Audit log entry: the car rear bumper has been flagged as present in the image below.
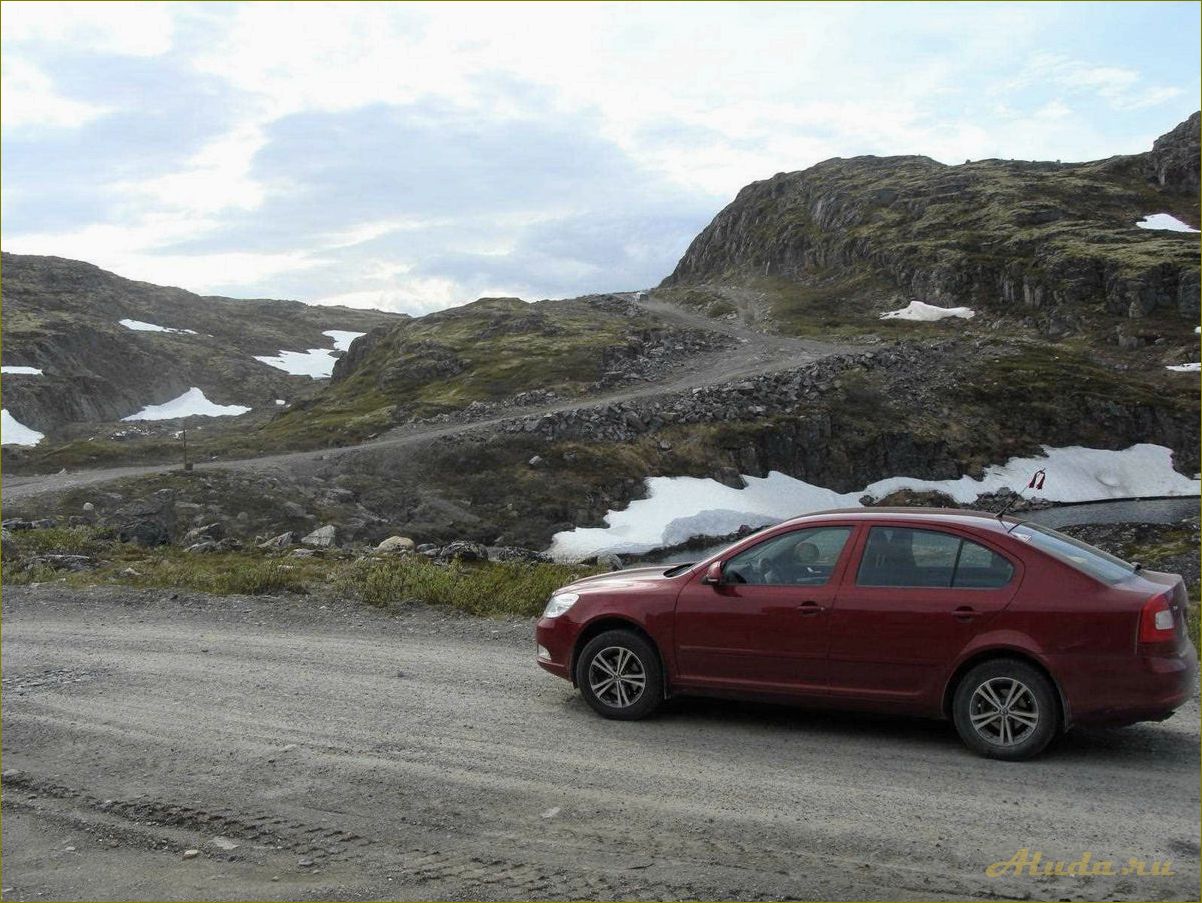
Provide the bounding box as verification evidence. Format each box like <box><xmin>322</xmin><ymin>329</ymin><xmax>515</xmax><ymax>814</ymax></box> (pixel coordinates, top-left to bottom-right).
<box><xmin>1057</xmin><ymin>644</ymin><xmax>1199</xmax><ymax>727</ymax></box>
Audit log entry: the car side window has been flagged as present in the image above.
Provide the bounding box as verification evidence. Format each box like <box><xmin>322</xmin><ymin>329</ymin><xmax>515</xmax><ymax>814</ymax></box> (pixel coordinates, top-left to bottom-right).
<box><xmin>952</xmin><ymin>539</ymin><xmax>1014</xmax><ymax>588</ymax></box>
<box><xmin>723</xmin><ymin>527</ymin><xmax>852</xmax><ymax>586</ymax></box>
<box><xmin>856</xmin><ymin>526</ymin><xmax>1013</xmax><ymax>589</ymax></box>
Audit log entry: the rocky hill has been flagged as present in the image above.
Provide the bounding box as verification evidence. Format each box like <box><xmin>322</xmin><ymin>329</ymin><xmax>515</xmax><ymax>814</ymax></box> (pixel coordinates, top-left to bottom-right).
<box><xmin>661</xmin><ymin>113</ymin><xmax>1200</xmax><ymax>341</ymax></box>
<box><xmin>1</xmin><ymin>253</ymin><xmax>404</xmax><ymax>438</ymax></box>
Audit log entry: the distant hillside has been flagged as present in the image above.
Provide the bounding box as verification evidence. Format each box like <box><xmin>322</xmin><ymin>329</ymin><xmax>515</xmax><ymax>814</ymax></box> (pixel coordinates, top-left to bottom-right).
<box><xmin>661</xmin><ymin>113</ymin><xmax>1200</xmax><ymax>340</ymax></box>
<box><xmin>1</xmin><ymin>253</ymin><xmax>405</xmax><ymax>435</ymax></box>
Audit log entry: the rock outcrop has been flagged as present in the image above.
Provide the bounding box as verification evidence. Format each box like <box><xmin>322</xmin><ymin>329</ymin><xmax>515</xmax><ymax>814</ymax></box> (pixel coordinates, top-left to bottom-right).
<box><xmin>663</xmin><ymin>115</ymin><xmax>1200</xmax><ymax>334</ymax></box>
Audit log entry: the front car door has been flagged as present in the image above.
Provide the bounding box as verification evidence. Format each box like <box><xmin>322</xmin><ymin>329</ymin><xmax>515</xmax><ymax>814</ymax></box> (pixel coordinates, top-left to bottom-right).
<box><xmin>672</xmin><ymin>524</ymin><xmax>858</xmax><ymax>696</ymax></box>
<box><xmin>826</xmin><ymin>524</ymin><xmax>1021</xmax><ymax>708</ymax></box>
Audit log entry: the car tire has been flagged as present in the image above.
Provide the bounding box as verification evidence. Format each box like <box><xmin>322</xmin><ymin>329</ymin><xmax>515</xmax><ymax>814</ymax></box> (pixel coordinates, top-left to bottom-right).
<box><xmin>952</xmin><ymin>658</ymin><xmax>1059</xmax><ymax>761</ymax></box>
<box><xmin>576</xmin><ymin>630</ymin><xmax>663</xmax><ymax>721</ymax></box>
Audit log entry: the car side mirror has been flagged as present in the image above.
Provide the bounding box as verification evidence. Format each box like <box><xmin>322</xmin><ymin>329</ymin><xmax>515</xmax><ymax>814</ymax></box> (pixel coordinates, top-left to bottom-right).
<box><xmin>701</xmin><ymin>561</ymin><xmax>725</xmax><ymax>586</ymax></box>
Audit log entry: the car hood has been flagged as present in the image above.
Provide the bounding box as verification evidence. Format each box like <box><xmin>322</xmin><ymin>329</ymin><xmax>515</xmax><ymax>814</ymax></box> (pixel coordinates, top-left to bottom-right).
<box><xmin>564</xmin><ymin>565</ymin><xmax>682</xmax><ymax>592</ymax></box>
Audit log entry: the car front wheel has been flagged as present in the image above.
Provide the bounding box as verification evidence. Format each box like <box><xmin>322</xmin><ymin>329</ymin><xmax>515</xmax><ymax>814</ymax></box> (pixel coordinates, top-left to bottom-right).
<box><xmin>575</xmin><ymin>630</ymin><xmax>663</xmax><ymax>721</ymax></box>
<box><xmin>952</xmin><ymin>659</ymin><xmax>1059</xmax><ymax>760</ymax></box>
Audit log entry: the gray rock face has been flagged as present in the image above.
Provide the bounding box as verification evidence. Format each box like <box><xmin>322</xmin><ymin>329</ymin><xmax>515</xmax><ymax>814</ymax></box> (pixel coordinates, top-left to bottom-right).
<box><xmin>488</xmin><ymin>546</ymin><xmax>553</xmax><ymax>564</ymax></box>
<box><xmin>662</xmin><ymin>116</ymin><xmax>1200</xmax><ymax>329</ymax></box>
<box><xmin>1148</xmin><ymin>111</ymin><xmax>1200</xmax><ymax>195</ymax></box>
<box><xmin>301</xmin><ymin>525</ymin><xmax>337</xmax><ymax>548</ymax></box>
<box><xmin>374</xmin><ymin>535</ymin><xmax>415</xmax><ymax>554</ymax></box>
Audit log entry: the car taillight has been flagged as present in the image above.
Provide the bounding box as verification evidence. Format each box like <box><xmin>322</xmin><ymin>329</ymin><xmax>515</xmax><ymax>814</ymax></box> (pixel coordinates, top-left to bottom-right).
<box><xmin>1138</xmin><ymin>592</ymin><xmax>1177</xmax><ymax>645</ymax></box>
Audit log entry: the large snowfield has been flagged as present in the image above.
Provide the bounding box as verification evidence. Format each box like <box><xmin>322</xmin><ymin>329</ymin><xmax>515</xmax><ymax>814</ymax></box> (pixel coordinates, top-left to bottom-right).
<box><xmin>880</xmin><ymin>301</ymin><xmax>975</xmax><ymax>321</ymax></box>
<box><xmin>1135</xmin><ymin>213</ymin><xmax>1200</xmax><ymax>233</ymax></box>
<box><xmin>254</xmin><ymin>330</ymin><xmax>365</xmax><ymax>378</ymax></box>
<box><xmin>122</xmin><ymin>388</ymin><xmax>251</xmax><ymax>421</ymax></box>
<box><xmin>549</xmin><ymin>444</ymin><xmax>1201</xmax><ymax>559</ymax></box>
<box><xmin>1</xmin><ymin>409</ymin><xmax>45</xmax><ymax>446</ymax></box>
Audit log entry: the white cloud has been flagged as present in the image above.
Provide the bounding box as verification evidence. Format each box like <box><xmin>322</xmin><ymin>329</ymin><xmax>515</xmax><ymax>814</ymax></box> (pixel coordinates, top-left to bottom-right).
<box><xmin>0</xmin><ymin>57</ymin><xmax>110</xmax><ymax>128</ymax></box>
<box><xmin>2</xmin><ymin>1</ymin><xmax>174</xmax><ymax>56</ymax></box>
<box><xmin>115</xmin><ymin>124</ymin><xmax>269</xmax><ymax>217</ymax></box>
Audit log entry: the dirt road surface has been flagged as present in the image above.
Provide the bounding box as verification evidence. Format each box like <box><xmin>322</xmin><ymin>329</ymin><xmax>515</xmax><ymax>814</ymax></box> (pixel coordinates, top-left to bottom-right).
<box><xmin>2</xmin><ymin>585</ymin><xmax>1198</xmax><ymax>901</ymax></box>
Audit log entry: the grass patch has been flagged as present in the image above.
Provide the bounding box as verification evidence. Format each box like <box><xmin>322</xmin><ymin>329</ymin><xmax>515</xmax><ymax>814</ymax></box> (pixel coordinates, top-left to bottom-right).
<box><xmin>336</xmin><ymin>556</ymin><xmax>601</xmax><ymax>616</ymax></box>
<box><xmin>1</xmin><ymin>526</ymin><xmax>599</xmax><ymax>615</ymax></box>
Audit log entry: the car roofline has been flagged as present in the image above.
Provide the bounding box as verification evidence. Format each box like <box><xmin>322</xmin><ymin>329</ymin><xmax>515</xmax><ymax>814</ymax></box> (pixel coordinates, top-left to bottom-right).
<box><xmin>778</xmin><ymin>507</ymin><xmax>1024</xmax><ymax>531</ymax></box>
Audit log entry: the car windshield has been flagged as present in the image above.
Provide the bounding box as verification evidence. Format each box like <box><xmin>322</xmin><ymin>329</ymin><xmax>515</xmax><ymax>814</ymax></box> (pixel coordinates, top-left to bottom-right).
<box><xmin>1010</xmin><ymin>522</ymin><xmax>1137</xmax><ymax>584</ymax></box>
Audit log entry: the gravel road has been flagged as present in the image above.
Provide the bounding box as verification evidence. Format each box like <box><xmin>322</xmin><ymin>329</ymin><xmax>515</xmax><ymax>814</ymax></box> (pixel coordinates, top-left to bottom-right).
<box><xmin>2</xmin><ymin>585</ymin><xmax>1198</xmax><ymax>901</ymax></box>
<box><xmin>1</xmin><ymin>298</ymin><xmax>850</xmax><ymax>505</ymax></box>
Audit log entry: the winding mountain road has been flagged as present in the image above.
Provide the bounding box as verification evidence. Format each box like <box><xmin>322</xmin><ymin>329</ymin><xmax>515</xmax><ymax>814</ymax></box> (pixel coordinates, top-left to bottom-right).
<box><xmin>1</xmin><ymin>298</ymin><xmax>851</xmax><ymax>505</ymax></box>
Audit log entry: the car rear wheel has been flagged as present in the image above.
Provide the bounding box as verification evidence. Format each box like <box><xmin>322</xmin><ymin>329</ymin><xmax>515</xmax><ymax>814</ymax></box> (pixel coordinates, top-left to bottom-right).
<box><xmin>952</xmin><ymin>659</ymin><xmax>1059</xmax><ymax>760</ymax></box>
<box><xmin>576</xmin><ymin>630</ymin><xmax>663</xmax><ymax>721</ymax></box>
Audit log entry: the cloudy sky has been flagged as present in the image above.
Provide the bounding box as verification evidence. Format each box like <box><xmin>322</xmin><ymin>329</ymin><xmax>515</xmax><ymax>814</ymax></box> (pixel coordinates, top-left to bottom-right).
<box><xmin>2</xmin><ymin>1</ymin><xmax>1198</xmax><ymax>314</ymax></box>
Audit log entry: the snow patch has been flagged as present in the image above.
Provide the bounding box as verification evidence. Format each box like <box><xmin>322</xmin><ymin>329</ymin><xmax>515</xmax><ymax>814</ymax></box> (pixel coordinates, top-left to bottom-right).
<box><xmin>120</xmin><ymin>318</ymin><xmax>198</xmax><ymax>334</ymax></box>
<box><xmin>549</xmin><ymin>444</ymin><xmax>1199</xmax><ymax>559</ymax></box>
<box><xmin>880</xmin><ymin>301</ymin><xmax>975</xmax><ymax>322</ymax></box>
<box><xmin>275</xmin><ymin>398</ymin><xmax>287</xmax><ymax>406</ymax></box>
<box><xmin>122</xmin><ymin>387</ymin><xmax>251</xmax><ymax>421</ymax></box>
<box><xmin>1166</xmin><ymin>362</ymin><xmax>1201</xmax><ymax>372</ymax></box>
<box><xmin>254</xmin><ymin>329</ymin><xmax>366</xmax><ymax>378</ymax></box>
<box><xmin>2</xmin><ymin>366</ymin><xmax>43</xmax><ymax>375</ymax></box>
<box><xmin>1135</xmin><ymin>213</ymin><xmax>1200</xmax><ymax>233</ymax></box>
<box><xmin>323</xmin><ymin>330</ymin><xmax>365</xmax><ymax>352</ymax></box>
<box><xmin>1</xmin><ymin>409</ymin><xmax>44</xmax><ymax>446</ymax></box>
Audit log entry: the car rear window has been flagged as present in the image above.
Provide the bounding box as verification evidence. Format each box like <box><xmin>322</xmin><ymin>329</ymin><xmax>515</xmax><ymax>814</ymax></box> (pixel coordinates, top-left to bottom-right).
<box><xmin>1010</xmin><ymin>523</ymin><xmax>1136</xmax><ymax>584</ymax></box>
<box><xmin>856</xmin><ymin>527</ymin><xmax>1014</xmax><ymax>589</ymax></box>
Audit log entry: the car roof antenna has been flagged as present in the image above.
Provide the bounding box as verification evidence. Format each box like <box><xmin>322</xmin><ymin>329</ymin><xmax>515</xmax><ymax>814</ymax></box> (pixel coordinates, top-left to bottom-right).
<box><xmin>996</xmin><ymin>468</ymin><xmax>1046</xmax><ymax>533</ymax></box>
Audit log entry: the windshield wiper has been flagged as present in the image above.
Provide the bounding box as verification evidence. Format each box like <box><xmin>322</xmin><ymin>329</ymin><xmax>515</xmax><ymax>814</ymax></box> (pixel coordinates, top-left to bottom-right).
<box><xmin>663</xmin><ymin>562</ymin><xmax>695</xmax><ymax>577</ymax></box>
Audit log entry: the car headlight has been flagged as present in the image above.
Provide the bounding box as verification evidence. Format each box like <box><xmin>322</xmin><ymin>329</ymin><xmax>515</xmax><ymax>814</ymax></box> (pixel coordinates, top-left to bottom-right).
<box><xmin>542</xmin><ymin>592</ymin><xmax>580</xmax><ymax>619</ymax></box>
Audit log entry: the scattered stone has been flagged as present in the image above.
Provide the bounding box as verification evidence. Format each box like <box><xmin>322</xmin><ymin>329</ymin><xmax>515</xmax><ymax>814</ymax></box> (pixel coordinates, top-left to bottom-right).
<box><xmin>374</xmin><ymin>535</ymin><xmax>416</xmax><ymax>554</ymax></box>
<box><xmin>182</xmin><ymin>522</ymin><xmax>225</xmax><ymax>545</ymax></box>
<box><xmin>528</xmin><ymin>455</ymin><xmax>545</xmax><ymax>467</ymax></box>
<box><xmin>258</xmin><ymin>531</ymin><xmax>295</xmax><ymax>550</ymax></box>
<box><xmin>438</xmin><ymin>540</ymin><xmax>488</xmax><ymax>562</ymax></box>
<box><xmin>598</xmin><ymin>553</ymin><xmax>623</xmax><ymax>572</ymax></box>
<box><xmin>489</xmin><ymin>546</ymin><xmax>553</xmax><ymax>563</ymax></box>
<box><xmin>209</xmin><ymin>837</ymin><xmax>239</xmax><ymax>852</ymax></box>
<box><xmin>416</xmin><ymin>543</ymin><xmax>438</xmax><ymax>554</ymax></box>
<box><xmin>297</xmin><ymin>857</ymin><xmax>316</xmax><ymax>868</ymax></box>
<box><xmin>540</xmin><ymin>806</ymin><xmax>561</xmax><ymax>819</ymax></box>
<box><xmin>118</xmin><ymin>567</ymin><xmax>142</xmax><ymax>579</ymax></box>
<box><xmin>301</xmin><ymin>525</ymin><xmax>337</xmax><ymax>548</ymax></box>
<box><xmin>182</xmin><ymin>849</ymin><xmax>200</xmax><ymax>860</ymax></box>
<box><xmin>282</xmin><ymin>501</ymin><xmax>308</xmax><ymax>519</ymax></box>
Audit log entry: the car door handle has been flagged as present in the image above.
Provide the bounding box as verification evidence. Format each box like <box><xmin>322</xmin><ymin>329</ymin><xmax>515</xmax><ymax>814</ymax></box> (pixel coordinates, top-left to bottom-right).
<box><xmin>797</xmin><ymin>600</ymin><xmax>824</xmax><ymax>616</ymax></box>
<box><xmin>953</xmin><ymin>605</ymin><xmax>977</xmax><ymax>622</ymax></box>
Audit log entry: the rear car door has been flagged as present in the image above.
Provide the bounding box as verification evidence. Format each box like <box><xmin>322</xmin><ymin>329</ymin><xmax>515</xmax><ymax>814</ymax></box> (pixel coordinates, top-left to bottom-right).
<box><xmin>826</xmin><ymin>524</ymin><xmax>1021</xmax><ymax>705</ymax></box>
<box><xmin>672</xmin><ymin>524</ymin><xmax>858</xmax><ymax>695</ymax></box>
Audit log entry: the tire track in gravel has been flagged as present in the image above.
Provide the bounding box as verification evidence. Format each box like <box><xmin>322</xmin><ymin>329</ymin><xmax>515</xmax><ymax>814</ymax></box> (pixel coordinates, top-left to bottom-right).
<box><xmin>2</xmin><ymin>585</ymin><xmax>1198</xmax><ymax>901</ymax></box>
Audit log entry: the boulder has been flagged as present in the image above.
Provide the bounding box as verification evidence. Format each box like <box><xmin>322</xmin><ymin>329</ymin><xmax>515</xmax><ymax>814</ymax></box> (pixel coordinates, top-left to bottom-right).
<box><xmin>181</xmin><ymin>522</ymin><xmax>225</xmax><ymax>545</ymax></box>
<box><xmin>282</xmin><ymin>501</ymin><xmax>308</xmax><ymax>519</ymax></box>
<box><xmin>489</xmin><ymin>546</ymin><xmax>553</xmax><ymax>564</ymax></box>
<box><xmin>598</xmin><ymin>553</ymin><xmax>624</xmax><ymax>572</ymax></box>
<box><xmin>258</xmin><ymin>531</ymin><xmax>295</xmax><ymax>550</ymax></box>
<box><xmin>111</xmin><ymin>496</ymin><xmax>176</xmax><ymax>547</ymax></box>
<box><xmin>438</xmin><ymin>540</ymin><xmax>488</xmax><ymax>562</ymax></box>
<box><xmin>374</xmin><ymin>536</ymin><xmax>416</xmax><ymax>554</ymax></box>
<box><xmin>301</xmin><ymin>525</ymin><xmax>337</xmax><ymax>548</ymax></box>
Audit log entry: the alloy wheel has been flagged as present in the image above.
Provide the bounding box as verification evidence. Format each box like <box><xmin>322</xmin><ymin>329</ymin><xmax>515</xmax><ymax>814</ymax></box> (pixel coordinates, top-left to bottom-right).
<box><xmin>588</xmin><ymin>646</ymin><xmax>647</xmax><ymax>709</ymax></box>
<box><xmin>969</xmin><ymin>676</ymin><xmax>1040</xmax><ymax>747</ymax></box>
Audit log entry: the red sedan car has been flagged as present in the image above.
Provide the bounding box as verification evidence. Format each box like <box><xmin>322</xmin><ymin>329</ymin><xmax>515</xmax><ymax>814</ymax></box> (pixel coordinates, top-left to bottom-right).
<box><xmin>536</xmin><ymin>509</ymin><xmax>1198</xmax><ymax>759</ymax></box>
